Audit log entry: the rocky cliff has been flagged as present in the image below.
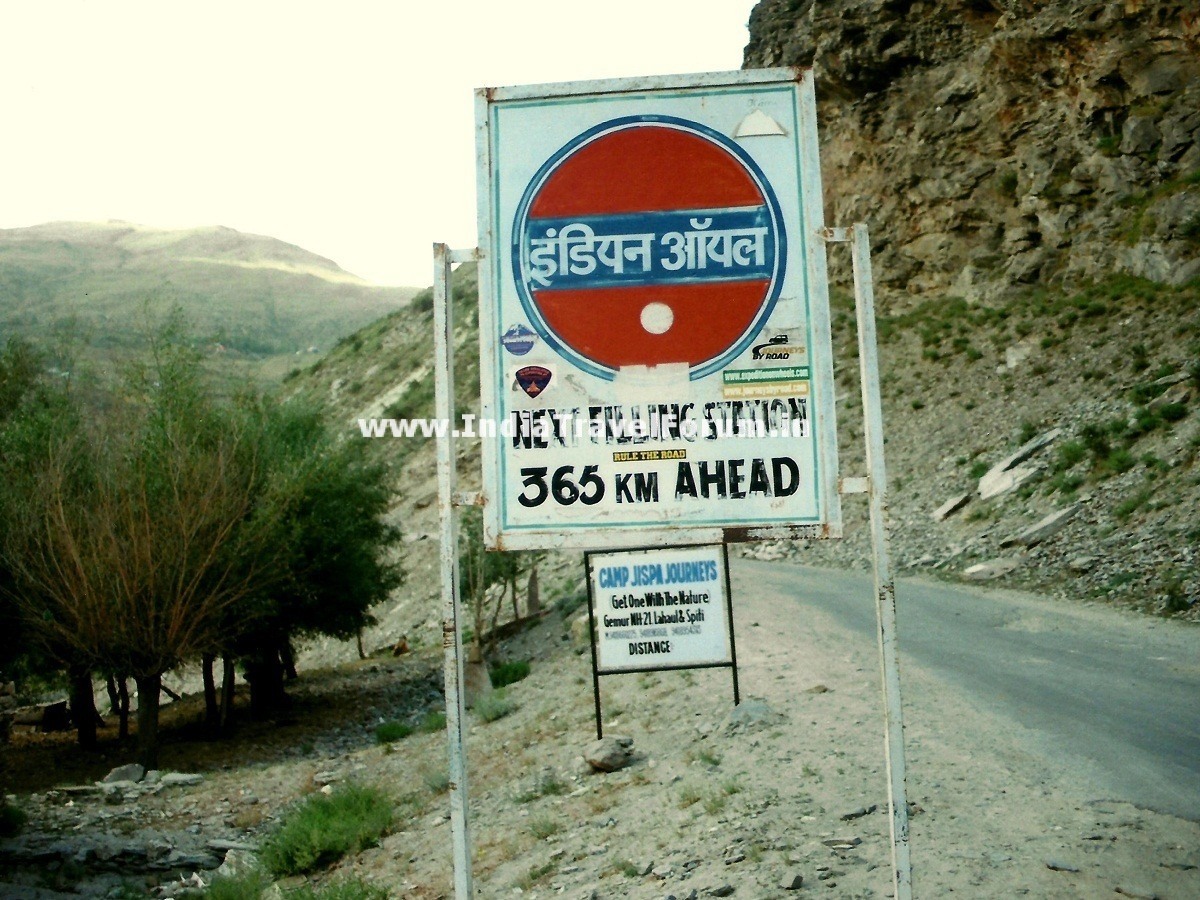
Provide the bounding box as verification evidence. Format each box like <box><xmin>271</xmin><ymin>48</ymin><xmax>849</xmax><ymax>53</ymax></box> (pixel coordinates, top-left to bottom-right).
<box><xmin>744</xmin><ymin>0</ymin><xmax>1200</xmax><ymax>301</ymax></box>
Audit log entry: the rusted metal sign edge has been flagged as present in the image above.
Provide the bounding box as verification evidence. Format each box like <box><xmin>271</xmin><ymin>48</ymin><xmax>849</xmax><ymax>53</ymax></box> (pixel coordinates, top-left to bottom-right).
<box><xmin>478</xmin><ymin>66</ymin><xmax>811</xmax><ymax>104</ymax></box>
<box><xmin>487</xmin><ymin>522</ymin><xmax>841</xmax><ymax>552</ymax></box>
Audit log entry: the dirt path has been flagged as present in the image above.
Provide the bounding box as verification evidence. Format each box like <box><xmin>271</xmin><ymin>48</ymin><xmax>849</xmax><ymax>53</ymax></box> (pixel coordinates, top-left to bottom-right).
<box><xmin>738</xmin><ymin>557</ymin><xmax>1200</xmax><ymax>822</ymax></box>
<box><xmin>381</xmin><ymin>559</ymin><xmax>1200</xmax><ymax>898</ymax></box>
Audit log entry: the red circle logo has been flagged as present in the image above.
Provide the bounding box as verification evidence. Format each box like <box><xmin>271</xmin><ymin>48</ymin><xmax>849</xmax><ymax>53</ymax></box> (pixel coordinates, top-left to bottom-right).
<box><xmin>513</xmin><ymin>116</ymin><xmax>786</xmax><ymax>381</ymax></box>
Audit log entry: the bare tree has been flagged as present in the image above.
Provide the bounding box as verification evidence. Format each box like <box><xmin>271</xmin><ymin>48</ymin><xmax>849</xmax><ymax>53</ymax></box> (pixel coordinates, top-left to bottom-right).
<box><xmin>2</xmin><ymin>377</ymin><xmax>274</xmax><ymax>768</ymax></box>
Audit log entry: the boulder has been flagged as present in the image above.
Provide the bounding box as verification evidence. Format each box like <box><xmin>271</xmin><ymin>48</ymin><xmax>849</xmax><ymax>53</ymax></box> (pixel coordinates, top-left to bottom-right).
<box><xmin>584</xmin><ymin>735</ymin><xmax>634</xmax><ymax>772</ymax></box>
<box><xmin>932</xmin><ymin>494</ymin><xmax>970</xmax><ymax>522</ymax></box>
<box><xmin>1120</xmin><ymin>115</ymin><xmax>1160</xmax><ymax>156</ymax></box>
<box><xmin>978</xmin><ymin>463</ymin><xmax>1042</xmax><ymax>501</ymax></box>
<box><xmin>102</xmin><ymin>763</ymin><xmax>145</xmax><ymax>785</ymax></box>
<box><xmin>977</xmin><ymin>429</ymin><xmax>1060</xmax><ymax>499</ymax></box>
<box><xmin>726</xmin><ymin>698</ymin><xmax>780</xmax><ymax>734</ymax></box>
<box><xmin>1006</xmin><ymin>504</ymin><xmax>1081</xmax><ymax>547</ymax></box>
<box><xmin>964</xmin><ymin>558</ymin><xmax>1022</xmax><ymax>580</ymax></box>
<box><xmin>994</xmin><ymin>429</ymin><xmax>1061</xmax><ymax>474</ymax></box>
<box><xmin>159</xmin><ymin>773</ymin><xmax>204</xmax><ymax>788</ymax></box>
<box><xmin>216</xmin><ymin>848</ymin><xmax>263</xmax><ymax>880</ymax></box>
<box><xmin>1149</xmin><ymin>381</ymin><xmax>1192</xmax><ymax>411</ymax></box>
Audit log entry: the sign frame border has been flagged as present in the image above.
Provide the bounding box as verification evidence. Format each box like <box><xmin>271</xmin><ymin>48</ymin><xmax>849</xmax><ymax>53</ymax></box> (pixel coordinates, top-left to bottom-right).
<box><xmin>475</xmin><ymin>67</ymin><xmax>842</xmax><ymax>552</ymax></box>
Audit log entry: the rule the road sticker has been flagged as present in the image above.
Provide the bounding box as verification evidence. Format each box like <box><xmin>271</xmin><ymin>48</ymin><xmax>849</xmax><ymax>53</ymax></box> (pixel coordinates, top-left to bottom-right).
<box><xmin>477</xmin><ymin>70</ymin><xmax>842</xmax><ymax>550</ymax></box>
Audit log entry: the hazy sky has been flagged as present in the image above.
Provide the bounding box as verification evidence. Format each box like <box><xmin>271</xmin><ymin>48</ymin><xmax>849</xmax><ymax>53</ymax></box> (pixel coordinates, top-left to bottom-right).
<box><xmin>1</xmin><ymin>1</ymin><xmax>760</xmax><ymax>287</ymax></box>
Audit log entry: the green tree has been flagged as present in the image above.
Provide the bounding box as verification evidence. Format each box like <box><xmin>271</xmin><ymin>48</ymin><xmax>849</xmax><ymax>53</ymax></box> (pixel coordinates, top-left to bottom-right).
<box><xmin>223</xmin><ymin>398</ymin><xmax>403</xmax><ymax>717</ymax></box>
<box><xmin>0</xmin><ymin>340</ymin><xmax>59</xmax><ymax>696</ymax></box>
<box><xmin>458</xmin><ymin>506</ymin><xmax>523</xmax><ymax>649</ymax></box>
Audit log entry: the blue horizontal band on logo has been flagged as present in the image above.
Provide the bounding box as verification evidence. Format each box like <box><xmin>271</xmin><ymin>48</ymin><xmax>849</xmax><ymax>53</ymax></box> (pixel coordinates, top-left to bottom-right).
<box><xmin>522</xmin><ymin>207</ymin><xmax>774</xmax><ymax>291</ymax></box>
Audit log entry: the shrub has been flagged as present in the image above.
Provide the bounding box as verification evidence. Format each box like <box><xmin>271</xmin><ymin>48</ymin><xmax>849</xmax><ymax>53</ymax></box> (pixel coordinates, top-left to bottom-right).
<box><xmin>697</xmin><ymin>749</ymin><xmax>722</xmax><ymax>767</ymax></box>
<box><xmin>1115</xmin><ymin>489</ymin><xmax>1152</xmax><ymax>520</ymax></box>
<box><xmin>1049</xmin><ymin>472</ymin><xmax>1086</xmax><ymax>496</ymax></box>
<box><xmin>375</xmin><ymin>720</ymin><xmax>413</xmax><ymax>744</ymax></box>
<box><xmin>703</xmin><ymin>793</ymin><xmax>728</xmax><ymax>815</ymax></box>
<box><xmin>203</xmin><ymin>870</ymin><xmax>272</xmax><ymax>900</ymax></box>
<box><xmin>518</xmin><ymin>861</ymin><xmax>558</xmax><ymax>890</ymax></box>
<box><xmin>529</xmin><ymin>816</ymin><xmax>559</xmax><ymax>839</ymax></box>
<box><xmin>1102</xmin><ymin>448</ymin><xmax>1136</xmax><ymax>476</ymax></box>
<box><xmin>555</xmin><ymin>590</ymin><xmax>587</xmax><ymax>618</ymax></box>
<box><xmin>1159</xmin><ymin>402</ymin><xmax>1188</xmax><ymax>422</ymax></box>
<box><xmin>678</xmin><ymin>784</ymin><xmax>703</xmax><ymax>808</ymax></box>
<box><xmin>260</xmin><ymin>783</ymin><xmax>394</xmax><ymax>876</ymax></box>
<box><xmin>1056</xmin><ymin>440</ymin><xmax>1087</xmax><ymax>470</ymax></box>
<box><xmin>1080</xmin><ymin>423</ymin><xmax>1111</xmax><ymax>461</ymax></box>
<box><xmin>422</xmin><ymin>768</ymin><xmax>450</xmax><ymax>794</ymax></box>
<box><xmin>410</xmin><ymin>289</ymin><xmax>434</xmax><ymax>313</ymax></box>
<box><xmin>474</xmin><ymin>688</ymin><xmax>515</xmax><ymax>723</ymax></box>
<box><xmin>287</xmin><ymin>879</ymin><xmax>390</xmax><ymax>900</ymax></box>
<box><xmin>419</xmin><ymin>710</ymin><xmax>446</xmax><ymax>733</ymax></box>
<box><xmin>489</xmin><ymin>659</ymin><xmax>531</xmax><ymax>688</ymax></box>
<box><xmin>0</xmin><ymin>801</ymin><xmax>27</xmax><ymax>838</ymax></box>
<box><xmin>516</xmin><ymin>771</ymin><xmax>568</xmax><ymax>803</ymax></box>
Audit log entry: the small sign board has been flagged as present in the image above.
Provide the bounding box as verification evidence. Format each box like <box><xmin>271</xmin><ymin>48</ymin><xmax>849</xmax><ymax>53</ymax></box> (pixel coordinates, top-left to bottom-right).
<box><xmin>476</xmin><ymin>70</ymin><xmax>842</xmax><ymax>551</ymax></box>
<box><xmin>585</xmin><ymin>544</ymin><xmax>733</xmax><ymax>674</ymax></box>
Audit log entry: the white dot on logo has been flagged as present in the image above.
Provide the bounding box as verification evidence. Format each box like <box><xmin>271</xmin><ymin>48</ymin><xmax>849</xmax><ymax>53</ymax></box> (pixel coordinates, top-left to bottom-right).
<box><xmin>640</xmin><ymin>302</ymin><xmax>674</xmax><ymax>335</ymax></box>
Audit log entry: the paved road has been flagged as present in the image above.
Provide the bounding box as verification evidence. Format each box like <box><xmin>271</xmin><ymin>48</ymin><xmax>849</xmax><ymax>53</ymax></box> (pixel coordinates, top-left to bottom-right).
<box><xmin>735</xmin><ymin>558</ymin><xmax>1200</xmax><ymax>822</ymax></box>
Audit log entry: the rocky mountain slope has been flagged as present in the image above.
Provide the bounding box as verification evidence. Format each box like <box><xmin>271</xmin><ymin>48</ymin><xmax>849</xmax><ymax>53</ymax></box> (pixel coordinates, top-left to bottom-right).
<box><xmin>744</xmin><ymin>0</ymin><xmax>1200</xmax><ymax>299</ymax></box>
<box><xmin>0</xmin><ymin>221</ymin><xmax>415</xmax><ymax>375</ymax></box>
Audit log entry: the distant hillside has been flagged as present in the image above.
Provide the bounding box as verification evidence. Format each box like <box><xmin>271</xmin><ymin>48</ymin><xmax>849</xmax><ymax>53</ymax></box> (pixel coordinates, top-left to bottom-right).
<box><xmin>0</xmin><ymin>221</ymin><xmax>416</xmax><ymax>363</ymax></box>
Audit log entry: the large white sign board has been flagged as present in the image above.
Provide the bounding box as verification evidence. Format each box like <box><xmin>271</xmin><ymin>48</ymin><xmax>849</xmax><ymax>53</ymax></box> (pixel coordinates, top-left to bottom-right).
<box><xmin>587</xmin><ymin>544</ymin><xmax>732</xmax><ymax>673</ymax></box>
<box><xmin>476</xmin><ymin>70</ymin><xmax>841</xmax><ymax>551</ymax></box>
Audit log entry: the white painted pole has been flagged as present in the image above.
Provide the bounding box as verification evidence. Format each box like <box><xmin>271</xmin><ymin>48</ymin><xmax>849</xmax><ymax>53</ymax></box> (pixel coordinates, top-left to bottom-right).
<box><xmin>433</xmin><ymin>242</ymin><xmax>473</xmax><ymax>900</ymax></box>
<box><xmin>849</xmin><ymin>223</ymin><xmax>914</xmax><ymax>899</ymax></box>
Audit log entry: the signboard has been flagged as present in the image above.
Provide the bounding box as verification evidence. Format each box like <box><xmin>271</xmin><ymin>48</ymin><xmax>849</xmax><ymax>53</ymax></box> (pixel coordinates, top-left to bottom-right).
<box><xmin>585</xmin><ymin>544</ymin><xmax>733</xmax><ymax>674</ymax></box>
<box><xmin>477</xmin><ymin>69</ymin><xmax>841</xmax><ymax>550</ymax></box>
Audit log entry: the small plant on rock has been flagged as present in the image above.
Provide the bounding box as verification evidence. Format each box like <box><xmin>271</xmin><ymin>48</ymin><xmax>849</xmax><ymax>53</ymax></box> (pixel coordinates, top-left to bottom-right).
<box><xmin>489</xmin><ymin>659</ymin><xmax>531</xmax><ymax>687</ymax></box>
<box><xmin>374</xmin><ymin>720</ymin><xmax>413</xmax><ymax>744</ymax></box>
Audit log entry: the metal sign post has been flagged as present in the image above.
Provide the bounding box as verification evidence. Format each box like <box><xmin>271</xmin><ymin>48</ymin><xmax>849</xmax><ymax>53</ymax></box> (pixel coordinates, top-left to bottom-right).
<box><xmin>433</xmin><ymin>242</ymin><xmax>473</xmax><ymax>900</ymax></box>
<box><xmin>825</xmin><ymin>224</ymin><xmax>913</xmax><ymax>899</ymax></box>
